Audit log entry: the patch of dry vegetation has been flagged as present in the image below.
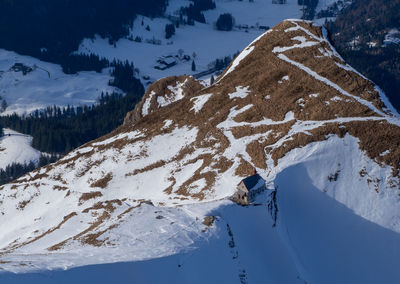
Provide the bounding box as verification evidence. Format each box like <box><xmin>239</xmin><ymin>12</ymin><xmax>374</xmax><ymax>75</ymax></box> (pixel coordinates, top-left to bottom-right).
<box><xmin>235</xmin><ymin>158</ymin><xmax>255</xmax><ymax>177</ymax></box>
<box><xmin>202</xmin><ymin>216</ymin><xmax>215</xmax><ymax>226</ymax></box>
<box><xmin>90</xmin><ymin>172</ymin><xmax>113</xmax><ymax>189</ymax></box>
<box><xmin>123</xmin><ymin>75</ymin><xmax>204</xmax><ymax>126</ymax></box>
<box><xmin>17</xmin><ymin>199</ymin><xmax>31</xmax><ymax>210</ymax></box>
<box><xmin>53</xmin><ymin>185</ymin><xmax>68</xmax><ymax>191</ymax></box>
<box><xmin>79</xmin><ymin>191</ymin><xmax>103</xmax><ymax>205</ymax></box>
<box><xmin>82</xmin><ymin>199</ymin><xmax>122</xmax><ymax>213</ymax></box>
<box><xmin>126</xmin><ymin>160</ymin><xmax>166</xmax><ymax>177</ymax></box>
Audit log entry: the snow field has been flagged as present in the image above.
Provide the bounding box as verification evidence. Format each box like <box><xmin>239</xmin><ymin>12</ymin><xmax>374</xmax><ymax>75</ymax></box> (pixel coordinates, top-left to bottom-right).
<box><xmin>78</xmin><ymin>0</ymin><xmax>303</xmax><ymax>83</ymax></box>
<box><xmin>0</xmin><ymin>49</ymin><xmax>118</xmax><ymax>116</ymax></box>
<box><xmin>0</xmin><ymin>129</ymin><xmax>41</xmax><ymax>170</ymax></box>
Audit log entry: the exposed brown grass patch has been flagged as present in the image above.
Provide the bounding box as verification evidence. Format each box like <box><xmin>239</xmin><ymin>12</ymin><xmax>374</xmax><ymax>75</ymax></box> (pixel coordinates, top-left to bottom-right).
<box><xmin>202</xmin><ymin>216</ymin><xmax>215</xmax><ymax>227</ymax></box>
<box><xmin>52</xmin><ymin>173</ymin><xmax>67</xmax><ymax>185</ymax></box>
<box><xmin>246</xmin><ymin>141</ymin><xmax>267</xmax><ymax>169</ymax></box>
<box><xmin>81</xmin><ymin>224</ymin><xmax>118</xmax><ymax>247</ymax></box>
<box><xmin>90</xmin><ymin>172</ymin><xmax>113</xmax><ymax>189</ymax></box>
<box><xmin>53</xmin><ymin>185</ymin><xmax>68</xmax><ymax>191</ymax></box>
<box><xmin>79</xmin><ymin>191</ymin><xmax>103</xmax><ymax>205</ymax></box>
<box><xmin>235</xmin><ymin>158</ymin><xmax>254</xmax><ymax>177</ymax></box>
<box><xmin>17</xmin><ymin>199</ymin><xmax>31</xmax><ymax>210</ymax></box>
<box><xmin>0</xmin><ymin>260</ymin><xmax>10</xmax><ymax>264</ymax></box>
<box><xmin>212</xmin><ymin>156</ymin><xmax>234</xmax><ymax>173</ymax></box>
<box><xmin>124</xmin><ymin>75</ymin><xmax>203</xmax><ymax>126</ymax></box>
<box><xmin>82</xmin><ymin>199</ymin><xmax>122</xmax><ymax>213</ymax></box>
<box><xmin>126</xmin><ymin>160</ymin><xmax>166</xmax><ymax>177</ymax></box>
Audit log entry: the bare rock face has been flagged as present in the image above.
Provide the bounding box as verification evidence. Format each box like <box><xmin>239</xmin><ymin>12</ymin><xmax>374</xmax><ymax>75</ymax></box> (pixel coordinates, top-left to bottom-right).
<box><xmin>1</xmin><ymin>20</ymin><xmax>400</xmax><ymax>271</ymax></box>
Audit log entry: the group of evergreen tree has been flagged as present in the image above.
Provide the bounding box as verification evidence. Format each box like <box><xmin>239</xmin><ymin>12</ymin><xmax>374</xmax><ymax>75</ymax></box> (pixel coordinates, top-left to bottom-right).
<box><xmin>180</xmin><ymin>0</ymin><xmax>216</xmax><ymax>25</ymax></box>
<box><xmin>0</xmin><ymin>0</ymin><xmax>168</xmax><ymax>71</ymax></box>
<box><xmin>0</xmin><ymin>43</ymin><xmax>144</xmax><ymax>182</ymax></box>
<box><xmin>60</xmin><ymin>53</ymin><xmax>110</xmax><ymax>74</ymax></box>
<box><xmin>0</xmin><ymin>90</ymin><xmax>143</xmax><ymax>155</ymax></box>
<box><xmin>326</xmin><ymin>0</ymin><xmax>400</xmax><ymax>111</ymax></box>
<box><xmin>0</xmin><ymin>58</ymin><xmax>144</xmax><ymax>182</ymax></box>
<box><xmin>0</xmin><ymin>96</ymin><xmax>8</xmax><ymax>113</ymax></box>
<box><xmin>298</xmin><ymin>0</ymin><xmax>319</xmax><ymax>20</ymax></box>
<box><xmin>109</xmin><ymin>60</ymin><xmax>142</xmax><ymax>93</ymax></box>
<box><xmin>0</xmin><ymin>154</ymin><xmax>58</xmax><ymax>186</ymax></box>
<box><xmin>0</xmin><ymin>162</ymin><xmax>36</xmax><ymax>186</ymax></box>
<box><xmin>316</xmin><ymin>1</ymin><xmax>343</xmax><ymax>18</ymax></box>
<box><xmin>165</xmin><ymin>24</ymin><xmax>176</xmax><ymax>39</ymax></box>
<box><xmin>216</xmin><ymin>13</ymin><xmax>235</xmax><ymax>31</ymax></box>
<box><xmin>214</xmin><ymin>53</ymin><xmax>239</xmax><ymax>70</ymax></box>
<box><xmin>0</xmin><ymin>0</ymin><xmax>173</xmax><ymax>184</ymax></box>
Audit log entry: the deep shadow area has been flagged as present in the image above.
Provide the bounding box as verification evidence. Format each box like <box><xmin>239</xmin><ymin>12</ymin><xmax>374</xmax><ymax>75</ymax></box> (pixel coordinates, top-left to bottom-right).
<box><xmin>276</xmin><ymin>163</ymin><xmax>400</xmax><ymax>284</ymax></box>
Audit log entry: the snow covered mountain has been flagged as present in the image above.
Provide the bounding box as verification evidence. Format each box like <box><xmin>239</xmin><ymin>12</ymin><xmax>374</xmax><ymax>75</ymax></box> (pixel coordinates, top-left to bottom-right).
<box><xmin>1</xmin><ymin>20</ymin><xmax>400</xmax><ymax>283</ymax></box>
<box><xmin>0</xmin><ymin>0</ymin><xmax>303</xmax><ymax>172</ymax></box>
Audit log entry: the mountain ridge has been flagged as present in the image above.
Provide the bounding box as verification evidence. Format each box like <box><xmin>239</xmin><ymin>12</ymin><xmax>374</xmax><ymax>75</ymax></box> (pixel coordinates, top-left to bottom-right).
<box><xmin>0</xmin><ymin>19</ymin><xmax>400</xmax><ymax>276</ymax></box>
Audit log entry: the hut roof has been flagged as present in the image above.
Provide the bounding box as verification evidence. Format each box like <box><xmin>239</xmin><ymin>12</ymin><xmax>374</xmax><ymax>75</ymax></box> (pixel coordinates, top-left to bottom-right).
<box><xmin>240</xmin><ymin>174</ymin><xmax>264</xmax><ymax>190</ymax></box>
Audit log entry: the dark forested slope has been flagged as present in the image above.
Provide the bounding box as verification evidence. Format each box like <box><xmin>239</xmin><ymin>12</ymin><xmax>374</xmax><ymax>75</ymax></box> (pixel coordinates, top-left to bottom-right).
<box><xmin>0</xmin><ymin>0</ymin><xmax>168</xmax><ymax>67</ymax></box>
<box><xmin>327</xmin><ymin>0</ymin><xmax>400</xmax><ymax>110</ymax></box>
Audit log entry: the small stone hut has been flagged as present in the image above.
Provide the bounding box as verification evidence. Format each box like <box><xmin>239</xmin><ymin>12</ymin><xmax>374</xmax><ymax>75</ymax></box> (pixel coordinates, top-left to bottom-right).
<box><xmin>233</xmin><ymin>172</ymin><xmax>266</xmax><ymax>205</ymax></box>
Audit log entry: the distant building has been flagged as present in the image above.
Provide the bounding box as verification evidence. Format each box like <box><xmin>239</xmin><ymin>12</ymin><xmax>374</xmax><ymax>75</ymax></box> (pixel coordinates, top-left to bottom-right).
<box><xmin>272</xmin><ymin>0</ymin><xmax>287</xmax><ymax>4</ymax></box>
<box><xmin>9</xmin><ymin>63</ymin><xmax>33</xmax><ymax>75</ymax></box>
<box><xmin>154</xmin><ymin>56</ymin><xmax>177</xmax><ymax>70</ymax></box>
<box><xmin>383</xmin><ymin>29</ymin><xmax>400</xmax><ymax>47</ymax></box>
<box><xmin>232</xmin><ymin>171</ymin><xmax>266</xmax><ymax>205</ymax></box>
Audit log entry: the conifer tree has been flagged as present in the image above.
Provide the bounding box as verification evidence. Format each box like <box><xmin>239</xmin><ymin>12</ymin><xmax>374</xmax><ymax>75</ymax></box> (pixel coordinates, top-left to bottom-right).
<box><xmin>165</xmin><ymin>23</ymin><xmax>175</xmax><ymax>39</ymax></box>
<box><xmin>192</xmin><ymin>60</ymin><xmax>196</xmax><ymax>71</ymax></box>
<box><xmin>1</xmin><ymin>100</ymin><xmax>7</xmax><ymax>112</ymax></box>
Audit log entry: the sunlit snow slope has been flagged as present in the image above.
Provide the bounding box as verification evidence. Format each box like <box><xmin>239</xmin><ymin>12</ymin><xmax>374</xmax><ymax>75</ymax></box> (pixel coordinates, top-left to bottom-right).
<box><xmin>0</xmin><ymin>129</ymin><xmax>41</xmax><ymax>170</ymax></box>
<box><xmin>1</xmin><ymin>20</ymin><xmax>400</xmax><ymax>283</ymax></box>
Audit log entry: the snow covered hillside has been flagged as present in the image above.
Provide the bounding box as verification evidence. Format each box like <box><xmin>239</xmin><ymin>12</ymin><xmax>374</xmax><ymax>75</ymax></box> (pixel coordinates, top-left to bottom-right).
<box><xmin>78</xmin><ymin>0</ymin><xmax>303</xmax><ymax>84</ymax></box>
<box><xmin>1</xmin><ymin>20</ymin><xmax>400</xmax><ymax>283</ymax></box>
<box><xmin>0</xmin><ymin>0</ymin><xmax>302</xmax><ymax>171</ymax></box>
<box><xmin>0</xmin><ymin>129</ymin><xmax>41</xmax><ymax>170</ymax></box>
<box><xmin>3</xmin><ymin>166</ymin><xmax>399</xmax><ymax>283</ymax></box>
<box><xmin>0</xmin><ymin>49</ymin><xmax>118</xmax><ymax>116</ymax></box>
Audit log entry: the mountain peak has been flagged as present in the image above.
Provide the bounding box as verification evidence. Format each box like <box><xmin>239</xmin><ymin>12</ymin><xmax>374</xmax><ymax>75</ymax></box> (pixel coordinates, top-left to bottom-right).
<box><xmin>1</xmin><ymin>20</ymin><xmax>400</xmax><ymax>272</ymax></box>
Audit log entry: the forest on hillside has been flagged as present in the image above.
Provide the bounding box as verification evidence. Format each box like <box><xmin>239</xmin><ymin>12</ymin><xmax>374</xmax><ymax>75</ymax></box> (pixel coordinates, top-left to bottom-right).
<box><xmin>326</xmin><ymin>0</ymin><xmax>400</xmax><ymax>110</ymax></box>
<box><xmin>0</xmin><ymin>0</ymin><xmax>168</xmax><ymax>67</ymax></box>
<box><xmin>0</xmin><ymin>89</ymin><xmax>143</xmax><ymax>155</ymax></box>
<box><xmin>0</xmin><ymin>58</ymin><xmax>144</xmax><ymax>184</ymax></box>
<box><xmin>0</xmin><ymin>89</ymin><xmax>143</xmax><ymax>185</ymax></box>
